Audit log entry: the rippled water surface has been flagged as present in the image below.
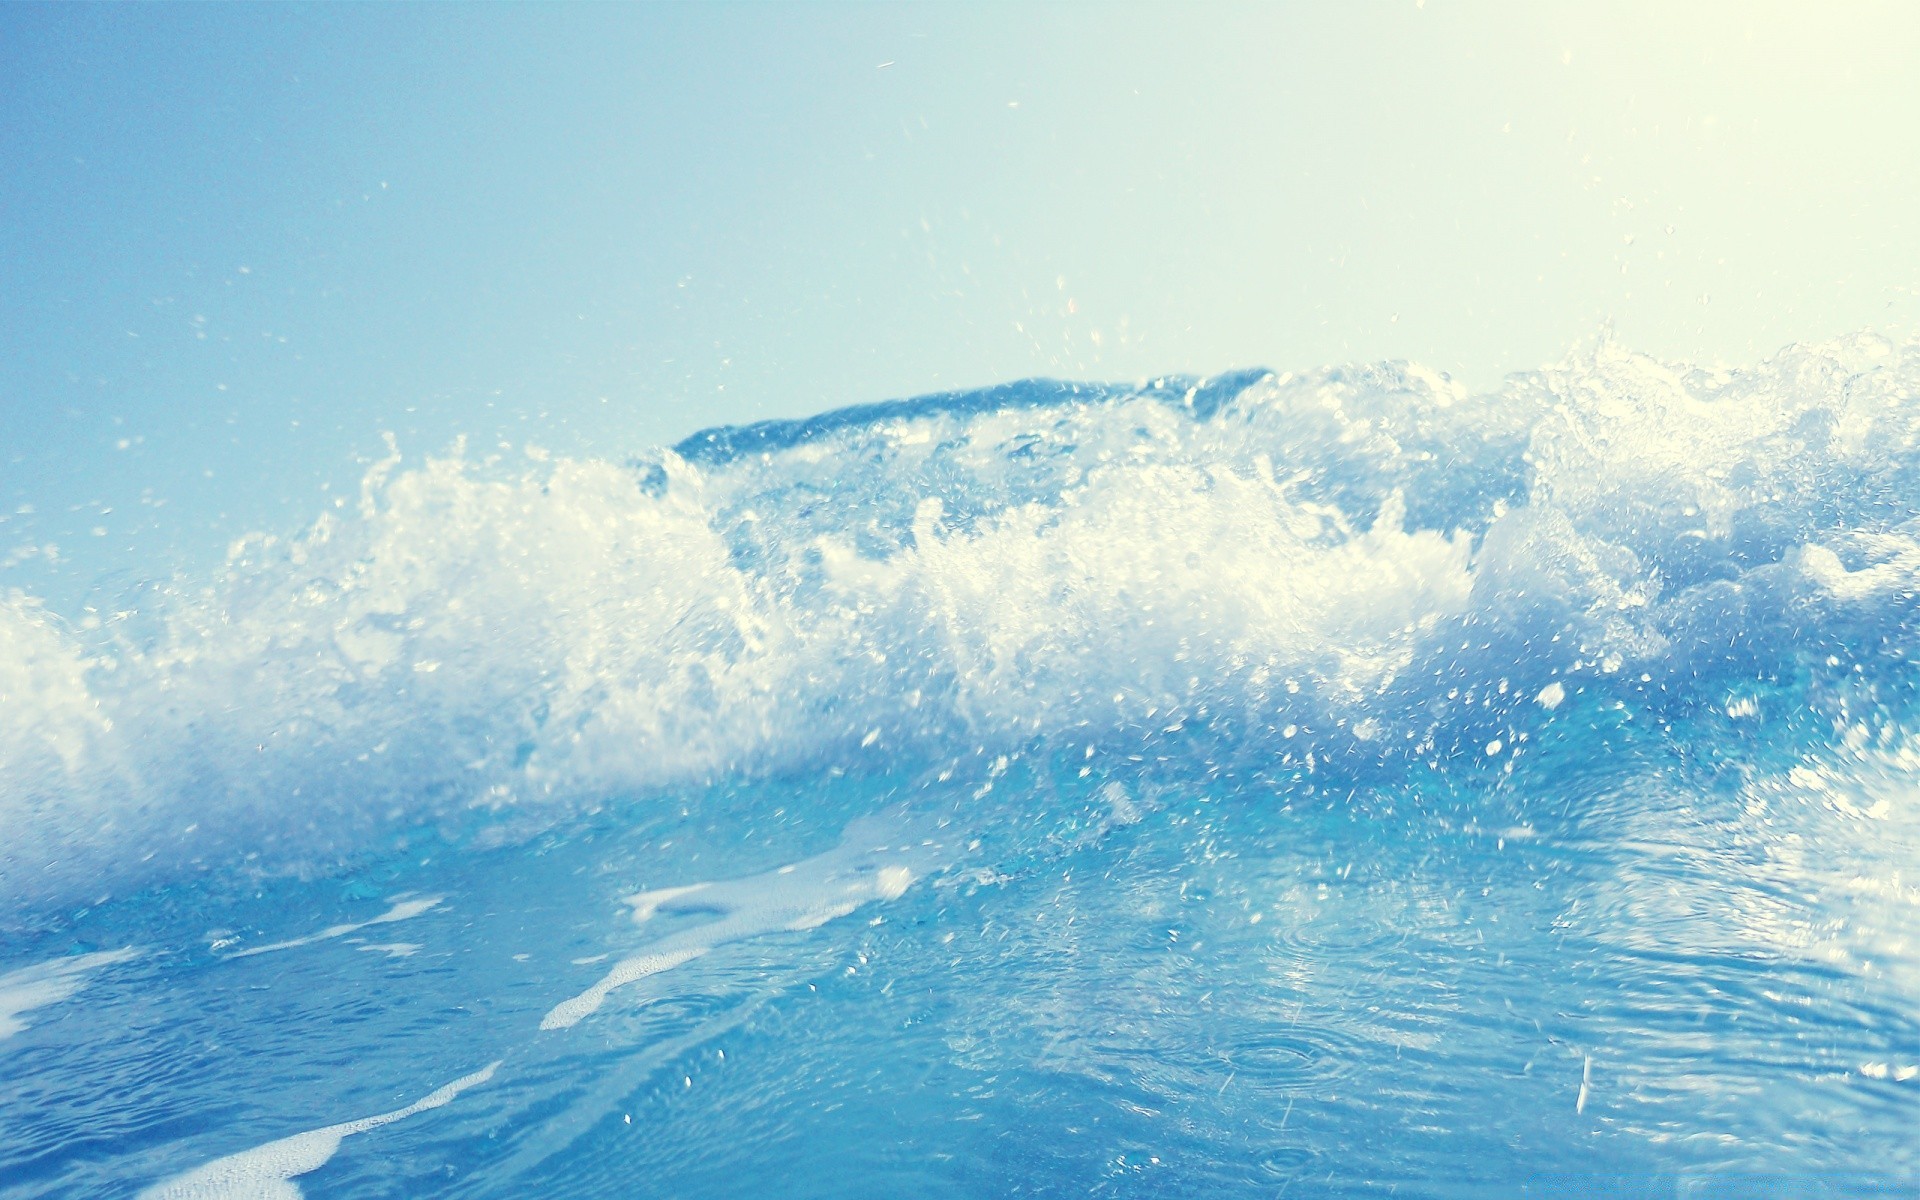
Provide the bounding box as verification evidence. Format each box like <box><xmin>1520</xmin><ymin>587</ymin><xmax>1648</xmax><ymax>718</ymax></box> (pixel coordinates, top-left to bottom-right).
<box><xmin>5</xmin><ymin>339</ymin><xmax>1920</xmax><ymax>1196</ymax></box>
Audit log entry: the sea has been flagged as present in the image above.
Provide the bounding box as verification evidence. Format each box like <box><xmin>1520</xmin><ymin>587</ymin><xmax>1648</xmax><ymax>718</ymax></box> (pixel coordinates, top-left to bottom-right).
<box><xmin>3</xmin><ymin>334</ymin><xmax>1918</xmax><ymax>1197</ymax></box>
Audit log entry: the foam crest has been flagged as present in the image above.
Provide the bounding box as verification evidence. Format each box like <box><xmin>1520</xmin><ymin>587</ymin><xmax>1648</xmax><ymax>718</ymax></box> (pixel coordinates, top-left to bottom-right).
<box><xmin>139</xmin><ymin>1061</ymin><xmax>498</xmax><ymax>1199</ymax></box>
<box><xmin>8</xmin><ymin>334</ymin><xmax>1920</xmax><ymax>910</ymax></box>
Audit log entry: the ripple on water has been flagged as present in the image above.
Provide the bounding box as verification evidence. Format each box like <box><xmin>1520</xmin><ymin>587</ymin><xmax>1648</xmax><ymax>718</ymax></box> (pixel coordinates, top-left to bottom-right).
<box><xmin>1253</xmin><ymin>1146</ymin><xmax>1316</xmax><ymax>1180</ymax></box>
<box><xmin>1219</xmin><ymin>1023</ymin><xmax>1369</xmax><ymax>1096</ymax></box>
<box><xmin>1269</xmin><ymin>880</ymin><xmax>1416</xmax><ymax>959</ymax></box>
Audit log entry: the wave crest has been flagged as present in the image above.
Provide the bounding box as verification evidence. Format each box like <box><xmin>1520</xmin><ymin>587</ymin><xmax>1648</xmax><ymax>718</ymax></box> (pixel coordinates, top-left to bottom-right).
<box><xmin>8</xmin><ymin>333</ymin><xmax>1920</xmax><ymax>910</ymax></box>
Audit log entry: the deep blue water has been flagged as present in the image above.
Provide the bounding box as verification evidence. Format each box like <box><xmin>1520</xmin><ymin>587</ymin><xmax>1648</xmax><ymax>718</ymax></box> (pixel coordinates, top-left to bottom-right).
<box><xmin>4</xmin><ymin>336</ymin><xmax>1919</xmax><ymax>1197</ymax></box>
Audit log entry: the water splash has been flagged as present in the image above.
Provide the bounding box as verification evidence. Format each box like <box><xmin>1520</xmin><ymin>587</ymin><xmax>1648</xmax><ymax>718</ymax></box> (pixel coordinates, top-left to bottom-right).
<box><xmin>6</xmin><ymin>333</ymin><xmax>1920</xmax><ymax>917</ymax></box>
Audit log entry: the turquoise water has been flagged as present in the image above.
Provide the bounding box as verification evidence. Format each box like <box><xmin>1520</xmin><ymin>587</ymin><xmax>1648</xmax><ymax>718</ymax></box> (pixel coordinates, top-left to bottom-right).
<box><xmin>4</xmin><ymin>337</ymin><xmax>1920</xmax><ymax>1196</ymax></box>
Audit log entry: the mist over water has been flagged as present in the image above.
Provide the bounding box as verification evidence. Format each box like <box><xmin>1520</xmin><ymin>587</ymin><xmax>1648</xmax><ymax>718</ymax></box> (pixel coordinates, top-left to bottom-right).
<box><xmin>3</xmin><ymin>334</ymin><xmax>1919</xmax><ymax>1196</ymax></box>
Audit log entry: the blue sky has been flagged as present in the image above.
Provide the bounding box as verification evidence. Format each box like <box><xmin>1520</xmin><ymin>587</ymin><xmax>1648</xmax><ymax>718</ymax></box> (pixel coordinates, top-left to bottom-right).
<box><xmin>4</xmin><ymin>2</ymin><xmax>1919</xmax><ymax>603</ymax></box>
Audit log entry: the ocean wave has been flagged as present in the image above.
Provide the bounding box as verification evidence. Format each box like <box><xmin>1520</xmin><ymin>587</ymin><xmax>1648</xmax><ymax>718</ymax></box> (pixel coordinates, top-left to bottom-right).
<box><xmin>7</xmin><ymin>332</ymin><xmax>1920</xmax><ymax>913</ymax></box>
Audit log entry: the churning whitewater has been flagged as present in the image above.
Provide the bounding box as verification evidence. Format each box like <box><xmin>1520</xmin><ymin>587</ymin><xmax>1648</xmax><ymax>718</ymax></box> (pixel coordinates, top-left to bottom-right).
<box><xmin>3</xmin><ymin>334</ymin><xmax>1919</xmax><ymax>1196</ymax></box>
<box><xmin>9</xmin><ymin>335</ymin><xmax>1920</xmax><ymax>911</ymax></box>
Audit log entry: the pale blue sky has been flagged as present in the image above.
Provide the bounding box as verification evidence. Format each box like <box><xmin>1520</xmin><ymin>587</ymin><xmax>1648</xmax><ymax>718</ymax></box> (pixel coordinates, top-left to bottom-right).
<box><xmin>4</xmin><ymin>2</ymin><xmax>1919</xmax><ymax>603</ymax></box>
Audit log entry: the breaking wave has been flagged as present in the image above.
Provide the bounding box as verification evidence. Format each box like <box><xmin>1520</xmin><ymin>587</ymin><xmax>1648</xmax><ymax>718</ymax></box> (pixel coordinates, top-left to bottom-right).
<box><xmin>8</xmin><ymin>332</ymin><xmax>1920</xmax><ymax>914</ymax></box>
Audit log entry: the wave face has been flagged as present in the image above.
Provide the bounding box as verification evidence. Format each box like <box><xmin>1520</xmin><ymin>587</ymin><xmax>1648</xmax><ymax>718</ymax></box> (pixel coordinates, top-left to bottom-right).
<box><xmin>7</xmin><ymin>334</ymin><xmax>1920</xmax><ymax>912</ymax></box>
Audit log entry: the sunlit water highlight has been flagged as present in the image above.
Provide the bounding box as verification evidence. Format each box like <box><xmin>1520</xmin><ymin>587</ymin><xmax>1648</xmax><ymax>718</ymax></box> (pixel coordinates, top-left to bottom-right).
<box><xmin>3</xmin><ymin>335</ymin><xmax>1919</xmax><ymax>1196</ymax></box>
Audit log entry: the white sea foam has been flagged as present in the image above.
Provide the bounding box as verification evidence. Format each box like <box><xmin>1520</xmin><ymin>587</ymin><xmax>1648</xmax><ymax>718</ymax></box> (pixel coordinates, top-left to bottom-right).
<box><xmin>356</xmin><ymin>942</ymin><xmax>422</xmax><ymax>959</ymax></box>
<box><xmin>139</xmin><ymin>1061</ymin><xmax>498</xmax><ymax>1199</ymax></box>
<box><xmin>0</xmin><ymin>947</ymin><xmax>138</xmax><ymax>1042</ymax></box>
<box><xmin>8</xmin><ymin>334</ymin><xmax>1920</xmax><ymax>910</ymax></box>
<box><xmin>224</xmin><ymin>896</ymin><xmax>441</xmax><ymax>959</ymax></box>
<box><xmin>542</xmin><ymin>812</ymin><xmax>946</xmax><ymax>1029</ymax></box>
<box><xmin>540</xmin><ymin>948</ymin><xmax>710</xmax><ymax>1031</ymax></box>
